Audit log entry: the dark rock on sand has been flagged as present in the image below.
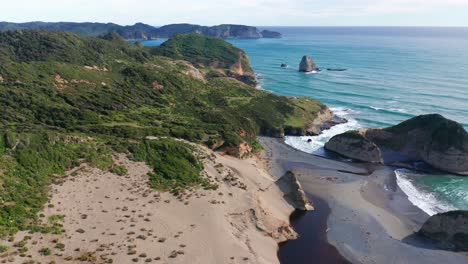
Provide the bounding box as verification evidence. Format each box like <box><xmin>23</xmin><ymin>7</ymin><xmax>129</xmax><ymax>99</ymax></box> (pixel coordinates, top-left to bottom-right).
<box><xmin>325</xmin><ymin>114</ymin><xmax>468</xmax><ymax>175</ymax></box>
<box><xmin>419</xmin><ymin>210</ymin><xmax>468</xmax><ymax>251</ymax></box>
<box><xmin>277</xmin><ymin>171</ymin><xmax>313</xmax><ymax>211</ymax></box>
<box><xmin>299</xmin><ymin>55</ymin><xmax>318</xmax><ymax>72</ymax></box>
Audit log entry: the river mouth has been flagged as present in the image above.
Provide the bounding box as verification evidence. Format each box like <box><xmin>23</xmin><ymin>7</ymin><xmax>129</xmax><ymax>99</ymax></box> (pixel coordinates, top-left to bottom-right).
<box><xmin>277</xmin><ymin>194</ymin><xmax>351</xmax><ymax>264</ymax></box>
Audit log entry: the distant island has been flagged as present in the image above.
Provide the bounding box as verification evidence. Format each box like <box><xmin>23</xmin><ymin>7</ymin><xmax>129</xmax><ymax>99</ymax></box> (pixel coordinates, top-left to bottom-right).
<box><xmin>0</xmin><ymin>22</ymin><xmax>282</xmax><ymax>40</ymax></box>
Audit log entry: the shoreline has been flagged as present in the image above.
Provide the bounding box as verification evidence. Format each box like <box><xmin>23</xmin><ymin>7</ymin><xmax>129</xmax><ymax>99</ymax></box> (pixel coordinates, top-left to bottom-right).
<box><xmin>259</xmin><ymin>137</ymin><xmax>468</xmax><ymax>264</ymax></box>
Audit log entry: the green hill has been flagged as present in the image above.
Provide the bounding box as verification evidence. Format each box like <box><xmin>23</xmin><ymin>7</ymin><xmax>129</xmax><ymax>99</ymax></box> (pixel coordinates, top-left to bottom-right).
<box><xmin>0</xmin><ymin>30</ymin><xmax>321</xmax><ymax>235</ymax></box>
<box><xmin>153</xmin><ymin>33</ymin><xmax>255</xmax><ymax>85</ymax></box>
<box><xmin>0</xmin><ymin>22</ymin><xmax>282</xmax><ymax>40</ymax></box>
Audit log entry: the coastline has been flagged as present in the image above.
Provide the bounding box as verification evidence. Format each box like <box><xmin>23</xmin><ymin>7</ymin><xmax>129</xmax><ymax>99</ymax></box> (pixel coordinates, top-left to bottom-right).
<box><xmin>260</xmin><ymin>137</ymin><xmax>468</xmax><ymax>264</ymax></box>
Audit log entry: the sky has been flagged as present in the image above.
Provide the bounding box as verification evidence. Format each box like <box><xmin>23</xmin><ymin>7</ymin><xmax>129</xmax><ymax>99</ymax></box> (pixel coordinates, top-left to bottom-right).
<box><xmin>2</xmin><ymin>0</ymin><xmax>468</xmax><ymax>27</ymax></box>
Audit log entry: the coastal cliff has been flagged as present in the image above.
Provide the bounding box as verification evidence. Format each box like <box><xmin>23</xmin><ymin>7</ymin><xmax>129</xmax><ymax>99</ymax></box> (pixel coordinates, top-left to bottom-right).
<box><xmin>325</xmin><ymin>114</ymin><xmax>468</xmax><ymax>175</ymax></box>
<box><xmin>0</xmin><ymin>22</ymin><xmax>282</xmax><ymax>40</ymax></box>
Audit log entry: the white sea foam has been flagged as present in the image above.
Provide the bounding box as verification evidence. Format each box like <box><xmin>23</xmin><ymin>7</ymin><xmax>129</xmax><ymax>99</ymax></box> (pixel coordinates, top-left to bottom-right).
<box><xmin>395</xmin><ymin>169</ymin><xmax>457</xmax><ymax>216</ymax></box>
<box><xmin>284</xmin><ymin>107</ymin><xmax>361</xmax><ymax>155</ymax></box>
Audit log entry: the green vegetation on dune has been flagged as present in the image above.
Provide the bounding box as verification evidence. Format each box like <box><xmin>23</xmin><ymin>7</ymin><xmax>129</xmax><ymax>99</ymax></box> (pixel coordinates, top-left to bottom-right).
<box><xmin>0</xmin><ymin>30</ymin><xmax>323</xmax><ymax>235</ymax></box>
<box><xmin>128</xmin><ymin>138</ymin><xmax>206</xmax><ymax>190</ymax></box>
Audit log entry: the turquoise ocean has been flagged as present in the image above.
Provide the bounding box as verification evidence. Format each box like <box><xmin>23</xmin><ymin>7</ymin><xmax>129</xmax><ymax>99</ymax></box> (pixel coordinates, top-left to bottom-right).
<box><xmin>141</xmin><ymin>27</ymin><xmax>468</xmax><ymax>216</ymax></box>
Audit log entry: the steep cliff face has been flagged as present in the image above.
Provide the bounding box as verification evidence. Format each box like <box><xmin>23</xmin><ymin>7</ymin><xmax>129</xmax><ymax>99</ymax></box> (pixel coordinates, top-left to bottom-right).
<box><xmin>325</xmin><ymin>114</ymin><xmax>468</xmax><ymax>175</ymax></box>
<box><xmin>419</xmin><ymin>210</ymin><xmax>468</xmax><ymax>251</ymax></box>
<box><xmin>277</xmin><ymin>171</ymin><xmax>314</xmax><ymax>211</ymax></box>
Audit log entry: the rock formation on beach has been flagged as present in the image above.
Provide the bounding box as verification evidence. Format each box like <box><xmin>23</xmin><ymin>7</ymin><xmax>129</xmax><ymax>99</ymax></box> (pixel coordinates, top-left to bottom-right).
<box><xmin>325</xmin><ymin>114</ymin><xmax>468</xmax><ymax>175</ymax></box>
<box><xmin>299</xmin><ymin>55</ymin><xmax>318</xmax><ymax>72</ymax></box>
<box><xmin>418</xmin><ymin>210</ymin><xmax>468</xmax><ymax>251</ymax></box>
<box><xmin>277</xmin><ymin>171</ymin><xmax>314</xmax><ymax>211</ymax></box>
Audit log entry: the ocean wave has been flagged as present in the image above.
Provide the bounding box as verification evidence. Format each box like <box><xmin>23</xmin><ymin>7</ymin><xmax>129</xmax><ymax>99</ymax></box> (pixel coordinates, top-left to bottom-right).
<box><xmin>395</xmin><ymin>169</ymin><xmax>457</xmax><ymax>216</ymax></box>
<box><xmin>284</xmin><ymin>108</ymin><xmax>361</xmax><ymax>155</ymax></box>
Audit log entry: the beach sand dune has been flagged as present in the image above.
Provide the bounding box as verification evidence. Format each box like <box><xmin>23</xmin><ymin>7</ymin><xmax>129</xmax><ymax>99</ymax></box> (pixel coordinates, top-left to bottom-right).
<box><xmin>2</xmin><ymin>145</ymin><xmax>295</xmax><ymax>264</ymax></box>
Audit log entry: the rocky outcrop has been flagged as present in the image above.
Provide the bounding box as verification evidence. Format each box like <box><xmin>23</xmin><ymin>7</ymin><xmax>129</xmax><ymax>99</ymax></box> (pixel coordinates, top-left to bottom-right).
<box><xmin>0</xmin><ymin>75</ymin><xmax>4</xmax><ymax>83</ymax></box>
<box><xmin>418</xmin><ymin>210</ymin><xmax>468</xmax><ymax>251</ymax></box>
<box><xmin>306</xmin><ymin>106</ymin><xmax>347</xmax><ymax>135</ymax></box>
<box><xmin>299</xmin><ymin>55</ymin><xmax>318</xmax><ymax>72</ymax></box>
<box><xmin>224</xmin><ymin>142</ymin><xmax>252</xmax><ymax>159</ymax></box>
<box><xmin>284</xmin><ymin>105</ymin><xmax>347</xmax><ymax>137</ymax></box>
<box><xmin>325</xmin><ymin>131</ymin><xmax>383</xmax><ymax>163</ymax></box>
<box><xmin>277</xmin><ymin>171</ymin><xmax>314</xmax><ymax>211</ymax></box>
<box><xmin>325</xmin><ymin>114</ymin><xmax>468</xmax><ymax>175</ymax></box>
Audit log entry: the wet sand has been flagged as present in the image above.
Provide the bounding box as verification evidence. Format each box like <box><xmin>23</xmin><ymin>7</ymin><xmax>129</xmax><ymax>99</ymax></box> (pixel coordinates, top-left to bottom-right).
<box><xmin>260</xmin><ymin>137</ymin><xmax>468</xmax><ymax>264</ymax></box>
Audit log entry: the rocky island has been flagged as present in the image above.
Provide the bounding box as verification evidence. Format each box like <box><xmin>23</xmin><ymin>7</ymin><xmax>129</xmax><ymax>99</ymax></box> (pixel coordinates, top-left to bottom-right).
<box><xmin>299</xmin><ymin>55</ymin><xmax>318</xmax><ymax>72</ymax></box>
<box><xmin>0</xmin><ymin>22</ymin><xmax>282</xmax><ymax>40</ymax></box>
<box><xmin>325</xmin><ymin>114</ymin><xmax>468</xmax><ymax>175</ymax></box>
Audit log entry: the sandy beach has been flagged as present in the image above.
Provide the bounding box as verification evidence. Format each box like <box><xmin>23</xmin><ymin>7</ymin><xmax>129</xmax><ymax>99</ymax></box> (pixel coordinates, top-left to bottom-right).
<box><xmin>1</xmin><ymin>143</ymin><xmax>296</xmax><ymax>264</ymax></box>
<box><xmin>1</xmin><ymin>137</ymin><xmax>467</xmax><ymax>264</ymax></box>
<box><xmin>261</xmin><ymin>137</ymin><xmax>468</xmax><ymax>264</ymax></box>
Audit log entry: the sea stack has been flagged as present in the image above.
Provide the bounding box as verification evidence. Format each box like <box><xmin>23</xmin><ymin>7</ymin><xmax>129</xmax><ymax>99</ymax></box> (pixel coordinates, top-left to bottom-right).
<box><xmin>299</xmin><ymin>55</ymin><xmax>317</xmax><ymax>72</ymax></box>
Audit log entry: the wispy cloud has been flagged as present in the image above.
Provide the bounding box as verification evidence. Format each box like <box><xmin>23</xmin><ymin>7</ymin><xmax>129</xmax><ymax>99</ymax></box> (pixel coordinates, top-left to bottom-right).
<box><xmin>2</xmin><ymin>0</ymin><xmax>468</xmax><ymax>26</ymax></box>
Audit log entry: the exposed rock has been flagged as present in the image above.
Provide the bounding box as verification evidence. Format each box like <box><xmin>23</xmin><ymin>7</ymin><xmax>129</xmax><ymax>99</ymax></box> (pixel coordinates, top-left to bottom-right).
<box><xmin>284</xmin><ymin>105</ymin><xmax>347</xmax><ymax>137</ymax></box>
<box><xmin>306</xmin><ymin>106</ymin><xmax>347</xmax><ymax>135</ymax></box>
<box><xmin>419</xmin><ymin>210</ymin><xmax>468</xmax><ymax>251</ymax></box>
<box><xmin>152</xmin><ymin>81</ymin><xmax>164</xmax><ymax>90</ymax></box>
<box><xmin>84</xmin><ymin>65</ymin><xmax>108</xmax><ymax>71</ymax></box>
<box><xmin>224</xmin><ymin>142</ymin><xmax>252</xmax><ymax>159</ymax></box>
<box><xmin>280</xmin><ymin>63</ymin><xmax>288</xmax><ymax>68</ymax></box>
<box><xmin>54</xmin><ymin>74</ymin><xmax>69</xmax><ymax>90</ymax></box>
<box><xmin>325</xmin><ymin>114</ymin><xmax>468</xmax><ymax>175</ymax></box>
<box><xmin>0</xmin><ymin>75</ymin><xmax>3</xmax><ymax>83</ymax></box>
<box><xmin>299</xmin><ymin>55</ymin><xmax>318</xmax><ymax>72</ymax></box>
<box><xmin>325</xmin><ymin>130</ymin><xmax>383</xmax><ymax>163</ymax></box>
<box><xmin>277</xmin><ymin>171</ymin><xmax>313</xmax><ymax>211</ymax></box>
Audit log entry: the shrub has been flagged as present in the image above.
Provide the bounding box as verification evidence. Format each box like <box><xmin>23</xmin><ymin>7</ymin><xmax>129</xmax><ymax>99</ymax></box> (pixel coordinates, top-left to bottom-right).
<box><xmin>39</xmin><ymin>247</ymin><xmax>51</xmax><ymax>256</ymax></box>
